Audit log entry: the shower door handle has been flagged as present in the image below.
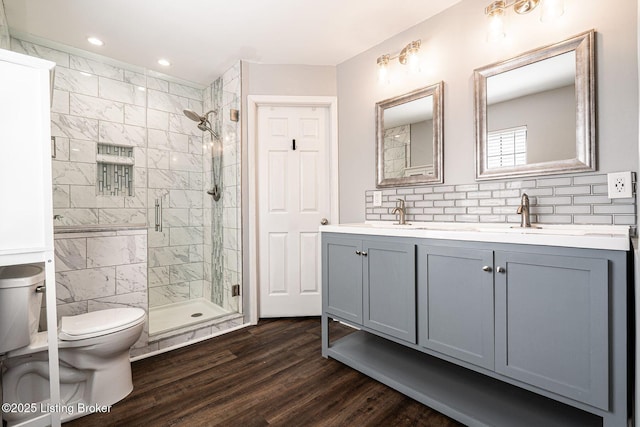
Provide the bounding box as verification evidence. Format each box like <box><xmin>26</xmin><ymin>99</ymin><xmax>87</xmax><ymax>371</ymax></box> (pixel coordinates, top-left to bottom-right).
<box><xmin>155</xmin><ymin>199</ymin><xmax>163</xmax><ymax>232</ymax></box>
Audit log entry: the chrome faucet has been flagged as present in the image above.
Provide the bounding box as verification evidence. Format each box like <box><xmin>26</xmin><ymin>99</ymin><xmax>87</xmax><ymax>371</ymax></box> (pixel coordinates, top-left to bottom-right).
<box><xmin>516</xmin><ymin>193</ymin><xmax>531</xmax><ymax>228</ymax></box>
<box><xmin>392</xmin><ymin>199</ymin><xmax>407</xmax><ymax>225</ymax></box>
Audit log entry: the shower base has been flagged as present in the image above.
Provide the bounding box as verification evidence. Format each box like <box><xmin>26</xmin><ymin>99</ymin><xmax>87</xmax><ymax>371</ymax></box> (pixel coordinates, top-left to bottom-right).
<box><xmin>149</xmin><ymin>298</ymin><xmax>232</xmax><ymax>336</ymax></box>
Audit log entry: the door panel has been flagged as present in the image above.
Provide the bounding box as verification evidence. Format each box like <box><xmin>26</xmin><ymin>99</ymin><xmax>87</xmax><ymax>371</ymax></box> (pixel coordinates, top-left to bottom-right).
<box><xmin>267</xmin><ymin>233</ymin><xmax>288</xmax><ymax>294</ymax></box>
<box><xmin>363</xmin><ymin>240</ymin><xmax>416</xmax><ymax>343</ymax></box>
<box><xmin>323</xmin><ymin>236</ymin><xmax>363</xmax><ymax>324</ymax></box>
<box><xmin>299</xmin><ymin>152</ymin><xmax>318</xmax><ymax>212</ymax></box>
<box><xmin>418</xmin><ymin>246</ymin><xmax>494</xmax><ymax>369</ymax></box>
<box><xmin>494</xmin><ymin>251</ymin><xmax>608</xmax><ymax>410</ymax></box>
<box><xmin>300</xmin><ymin>232</ymin><xmax>319</xmax><ymax>293</ymax></box>
<box><xmin>268</xmin><ymin>151</ymin><xmax>288</xmax><ymax>212</ymax></box>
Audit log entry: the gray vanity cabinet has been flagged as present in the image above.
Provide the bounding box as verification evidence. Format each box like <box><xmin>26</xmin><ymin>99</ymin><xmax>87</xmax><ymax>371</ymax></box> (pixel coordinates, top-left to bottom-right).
<box><xmin>323</xmin><ymin>230</ymin><xmax>630</xmax><ymax>426</ymax></box>
<box><xmin>322</xmin><ymin>234</ymin><xmax>416</xmax><ymax>343</ymax></box>
<box><xmin>494</xmin><ymin>251</ymin><xmax>609</xmax><ymax>410</ymax></box>
<box><xmin>417</xmin><ymin>245</ymin><xmax>494</xmax><ymax>370</ymax></box>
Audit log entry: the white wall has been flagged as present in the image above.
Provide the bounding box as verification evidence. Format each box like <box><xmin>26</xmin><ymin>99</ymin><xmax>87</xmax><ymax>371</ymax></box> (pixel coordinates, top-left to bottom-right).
<box><xmin>337</xmin><ymin>0</ymin><xmax>639</xmax><ymax>222</ymax></box>
<box><xmin>245</xmin><ymin>63</ymin><xmax>336</xmax><ymax>96</ymax></box>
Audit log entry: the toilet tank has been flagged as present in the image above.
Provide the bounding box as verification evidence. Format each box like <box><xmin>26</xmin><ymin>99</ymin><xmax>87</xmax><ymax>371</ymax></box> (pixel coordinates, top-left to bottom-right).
<box><xmin>0</xmin><ymin>263</ymin><xmax>45</xmax><ymax>354</ymax></box>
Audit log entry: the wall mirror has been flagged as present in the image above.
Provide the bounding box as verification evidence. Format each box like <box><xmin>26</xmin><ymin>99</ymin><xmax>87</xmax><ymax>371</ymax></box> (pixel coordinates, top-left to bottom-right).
<box><xmin>376</xmin><ymin>82</ymin><xmax>443</xmax><ymax>187</ymax></box>
<box><xmin>474</xmin><ymin>30</ymin><xmax>595</xmax><ymax>180</ymax></box>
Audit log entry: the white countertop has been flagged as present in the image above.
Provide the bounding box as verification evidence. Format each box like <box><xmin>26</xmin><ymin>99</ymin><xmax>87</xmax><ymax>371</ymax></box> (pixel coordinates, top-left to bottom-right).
<box><xmin>320</xmin><ymin>221</ymin><xmax>631</xmax><ymax>251</ymax></box>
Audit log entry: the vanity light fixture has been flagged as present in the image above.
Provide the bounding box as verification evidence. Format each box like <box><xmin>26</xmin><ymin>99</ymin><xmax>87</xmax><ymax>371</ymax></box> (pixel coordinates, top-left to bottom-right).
<box><xmin>485</xmin><ymin>0</ymin><xmax>564</xmax><ymax>41</ymax></box>
<box><xmin>376</xmin><ymin>40</ymin><xmax>421</xmax><ymax>84</ymax></box>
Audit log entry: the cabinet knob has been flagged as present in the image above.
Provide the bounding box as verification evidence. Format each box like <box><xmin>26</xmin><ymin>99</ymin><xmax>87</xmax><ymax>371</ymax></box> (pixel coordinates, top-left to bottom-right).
<box><xmin>355</xmin><ymin>250</ymin><xmax>361</xmax><ymax>255</ymax></box>
<box><xmin>482</xmin><ymin>266</ymin><xmax>492</xmax><ymax>272</ymax></box>
<box><xmin>496</xmin><ymin>266</ymin><xmax>506</xmax><ymax>273</ymax></box>
<box><xmin>320</xmin><ymin>218</ymin><xmax>329</xmax><ymax>225</ymax></box>
<box><xmin>361</xmin><ymin>252</ymin><xmax>368</xmax><ymax>257</ymax></box>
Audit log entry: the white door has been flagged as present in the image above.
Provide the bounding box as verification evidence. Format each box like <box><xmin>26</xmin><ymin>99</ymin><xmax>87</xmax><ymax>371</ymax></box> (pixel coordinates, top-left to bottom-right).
<box><xmin>258</xmin><ymin>105</ymin><xmax>330</xmax><ymax>317</ymax></box>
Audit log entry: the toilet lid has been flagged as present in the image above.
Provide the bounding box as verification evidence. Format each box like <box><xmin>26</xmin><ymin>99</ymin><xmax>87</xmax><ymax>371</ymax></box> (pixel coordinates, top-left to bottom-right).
<box><xmin>59</xmin><ymin>308</ymin><xmax>146</xmax><ymax>341</ymax></box>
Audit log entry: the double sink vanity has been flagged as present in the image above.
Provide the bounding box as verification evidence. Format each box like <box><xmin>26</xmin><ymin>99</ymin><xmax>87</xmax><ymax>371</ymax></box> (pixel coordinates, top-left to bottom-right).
<box><xmin>323</xmin><ymin>25</ymin><xmax>633</xmax><ymax>426</ymax></box>
<box><xmin>320</xmin><ymin>221</ymin><xmax>631</xmax><ymax>427</ymax></box>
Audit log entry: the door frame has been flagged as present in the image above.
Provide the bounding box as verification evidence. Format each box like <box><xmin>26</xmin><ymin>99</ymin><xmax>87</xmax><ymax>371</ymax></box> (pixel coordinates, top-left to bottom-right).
<box><xmin>247</xmin><ymin>95</ymin><xmax>339</xmax><ymax>324</ymax></box>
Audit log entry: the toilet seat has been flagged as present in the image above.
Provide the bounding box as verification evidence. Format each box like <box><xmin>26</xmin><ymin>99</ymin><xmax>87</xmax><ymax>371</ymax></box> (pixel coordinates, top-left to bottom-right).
<box><xmin>59</xmin><ymin>308</ymin><xmax>146</xmax><ymax>341</ymax></box>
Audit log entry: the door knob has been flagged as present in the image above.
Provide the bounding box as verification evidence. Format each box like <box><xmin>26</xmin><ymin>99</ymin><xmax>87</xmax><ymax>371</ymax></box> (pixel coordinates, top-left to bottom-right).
<box><xmin>320</xmin><ymin>218</ymin><xmax>329</xmax><ymax>225</ymax></box>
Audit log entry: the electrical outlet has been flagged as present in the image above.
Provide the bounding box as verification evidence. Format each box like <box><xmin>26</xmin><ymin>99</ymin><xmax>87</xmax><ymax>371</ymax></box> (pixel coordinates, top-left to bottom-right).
<box><xmin>373</xmin><ymin>191</ymin><xmax>383</xmax><ymax>207</ymax></box>
<box><xmin>607</xmin><ymin>171</ymin><xmax>634</xmax><ymax>199</ymax></box>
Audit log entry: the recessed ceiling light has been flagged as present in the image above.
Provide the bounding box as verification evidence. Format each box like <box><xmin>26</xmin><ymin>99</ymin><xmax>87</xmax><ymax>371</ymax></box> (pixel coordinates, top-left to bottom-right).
<box><xmin>87</xmin><ymin>37</ymin><xmax>104</xmax><ymax>46</ymax></box>
<box><xmin>158</xmin><ymin>59</ymin><xmax>171</xmax><ymax>67</ymax></box>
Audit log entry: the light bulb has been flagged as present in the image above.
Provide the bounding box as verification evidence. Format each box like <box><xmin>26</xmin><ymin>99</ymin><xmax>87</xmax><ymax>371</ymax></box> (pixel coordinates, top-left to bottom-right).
<box><xmin>377</xmin><ymin>55</ymin><xmax>390</xmax><ymax>84</ymax></box>
<box><xmin>540</xmin><ymin>0</ymin><xmax>564</xmax><ymax>22</ymax></box>
<box><xmin>408</xmin><ymin>50</ymin><xmax>420</xmax><ymax>73</ymax></box>
<box><xmin>487</xmin><ymin>10</ymin><xmax>506</xmax><ymax>42</ymax></box>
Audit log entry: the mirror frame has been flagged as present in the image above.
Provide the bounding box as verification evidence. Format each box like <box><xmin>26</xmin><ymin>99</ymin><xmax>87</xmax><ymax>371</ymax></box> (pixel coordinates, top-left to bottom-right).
<box><xmin>474</xmin><ymin>30</ymin><xmax>595</xmax><ymax>180</ymax></box>
<box><xmin>376</xmin><ymin>81</ymin><xmax>444</xmax><ymax>187</ymax></box>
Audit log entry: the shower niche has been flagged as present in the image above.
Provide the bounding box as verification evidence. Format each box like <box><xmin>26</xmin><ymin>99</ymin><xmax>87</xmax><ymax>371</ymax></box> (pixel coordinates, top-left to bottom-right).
<box><xmin>96</xmin><ymin>143</ymin><xmax>134</xmax><ymax>196</ymax></box>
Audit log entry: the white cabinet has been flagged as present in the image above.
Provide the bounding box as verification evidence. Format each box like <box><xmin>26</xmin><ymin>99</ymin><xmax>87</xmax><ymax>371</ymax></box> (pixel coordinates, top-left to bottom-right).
<box><xmin>0</xmin><ymin>48</ymin><xmax>61</xmax><ymax>427</ymax></box>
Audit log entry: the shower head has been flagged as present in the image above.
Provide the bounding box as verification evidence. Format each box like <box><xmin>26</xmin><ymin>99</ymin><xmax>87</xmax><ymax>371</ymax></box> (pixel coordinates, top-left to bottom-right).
<box><xmin>183</xmin><ymin>109</ymin><xmax>217</xmax><ymax>123</ymax></box>
<box><xmin>183</xmin><ymin>109</ymin><xmax>204</xmax><ymax>122</ymax></box>
<box><xmin>183</xmin><ymin>109</ymin><xmax>219</xmax><ymax>139</ymax></box>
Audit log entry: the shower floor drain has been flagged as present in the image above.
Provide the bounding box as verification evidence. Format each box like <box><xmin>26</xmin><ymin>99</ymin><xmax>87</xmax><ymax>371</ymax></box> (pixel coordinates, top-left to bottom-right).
<box><xmin>191</xmin><ymin>312</ymin><xmax>203</xmax><ymax>318</ymax></box>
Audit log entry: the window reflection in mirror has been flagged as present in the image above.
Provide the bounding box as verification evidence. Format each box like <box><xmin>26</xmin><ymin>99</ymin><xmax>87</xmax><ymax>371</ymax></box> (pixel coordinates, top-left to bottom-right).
<box><xmin>487</xmin><ymin>52</ymin><xmax>576</xmax><ymax>166</ymax></box>
<box><xmin>376</xmin><ymin>82</ymin><xmax>443</xmax><ymax>187</ymax></box>
<box><xmin>474</xmin><ymin>31</ymin><xmax>595</xmax><ymax>180</ymax></box>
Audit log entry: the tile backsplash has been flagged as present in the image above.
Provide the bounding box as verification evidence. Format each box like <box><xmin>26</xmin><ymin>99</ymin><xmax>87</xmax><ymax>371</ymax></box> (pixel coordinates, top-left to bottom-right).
<box><xmin>366</xmin><ymin>173</ymin><xmax>636</xmax><ymax>232</ymax></box>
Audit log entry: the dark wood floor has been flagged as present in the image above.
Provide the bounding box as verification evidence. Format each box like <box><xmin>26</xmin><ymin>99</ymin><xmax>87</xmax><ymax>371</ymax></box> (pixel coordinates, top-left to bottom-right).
<box><xmin>66</xmin><ymin>318</ymin><xmax>463</xmax><ymax>427</ymax></box>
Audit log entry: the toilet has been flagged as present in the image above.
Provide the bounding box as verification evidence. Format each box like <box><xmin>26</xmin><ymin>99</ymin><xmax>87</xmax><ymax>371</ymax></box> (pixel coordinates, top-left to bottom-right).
<box><xmin>0</xmin><ymin>263</ymin><xmax>146</xmax><ymax>425</ymax></box>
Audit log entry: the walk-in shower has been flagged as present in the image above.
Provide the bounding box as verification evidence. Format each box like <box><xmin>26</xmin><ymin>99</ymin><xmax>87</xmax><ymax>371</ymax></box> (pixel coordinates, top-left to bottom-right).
<box><xmin>147</xmin><ymin>73</ymin><xmax>243</xmax><ymax>338</ymax></box>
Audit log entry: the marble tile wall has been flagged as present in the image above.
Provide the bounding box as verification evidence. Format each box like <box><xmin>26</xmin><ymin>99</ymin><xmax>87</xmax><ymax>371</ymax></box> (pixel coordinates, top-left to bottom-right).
<box><xmin>50</xmin><ymin>229</ymin><xmax>149</xmax><ymax>350</ymax></box>
<box><xmin>0</xmin><ymin>1</ymin><xmax>8</xmax><ymax>50</ymax></box>
<box><xmin>12</xmin><ymin>38</ymin><xmax>150</xmax><ymax>226</ymax></box>
<box><xmin>10</xmin><ymin>37</ymin><xmax>212</xmax><ymax>310</ymax></box>
<box><xmin>384</xmin><ymin>125</ymin><xmax>409</xmax><ymax>179</ymax></box>
<box><xmin>10</xmin><ymin>38</ymin><xmax>246</xmax><ymax>357</ymax></box>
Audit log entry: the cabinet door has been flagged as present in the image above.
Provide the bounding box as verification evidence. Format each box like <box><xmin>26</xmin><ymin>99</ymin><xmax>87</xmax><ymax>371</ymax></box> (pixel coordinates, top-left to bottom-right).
<box><xmin>0</xmin><ymin>53</ymin><xmax>54</xmax><ymax>255</ymax></box>
<box><xmin>363</xmin><ymin>240</ymin><xmax>416</xmax><ymax>343</ymax></box>
<box><xmin>494</xmin><ymin>251</ymin><xmax>608</xmax><ymax>410</ymax></box>
<box><xmin>322</xmin><ymin>235</ymin><xmax>363</xmax><ymax>324</ymax></box>
<box><xmin>418</xmin><ymin>246</ymin><xmax>494</xmax><ymax>369</ymax></box>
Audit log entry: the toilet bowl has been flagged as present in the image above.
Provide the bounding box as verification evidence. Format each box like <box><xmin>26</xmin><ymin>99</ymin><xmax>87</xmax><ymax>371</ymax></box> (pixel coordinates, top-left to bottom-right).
<box><xmin>2</xmin><ymin>307</ymin><xmax>146</xmax><ymax>425</ymax></box>
<box><xmin>0</xmin><ymin>264</ymin><xmax>146</xmax><ymax>425</ymax></box>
